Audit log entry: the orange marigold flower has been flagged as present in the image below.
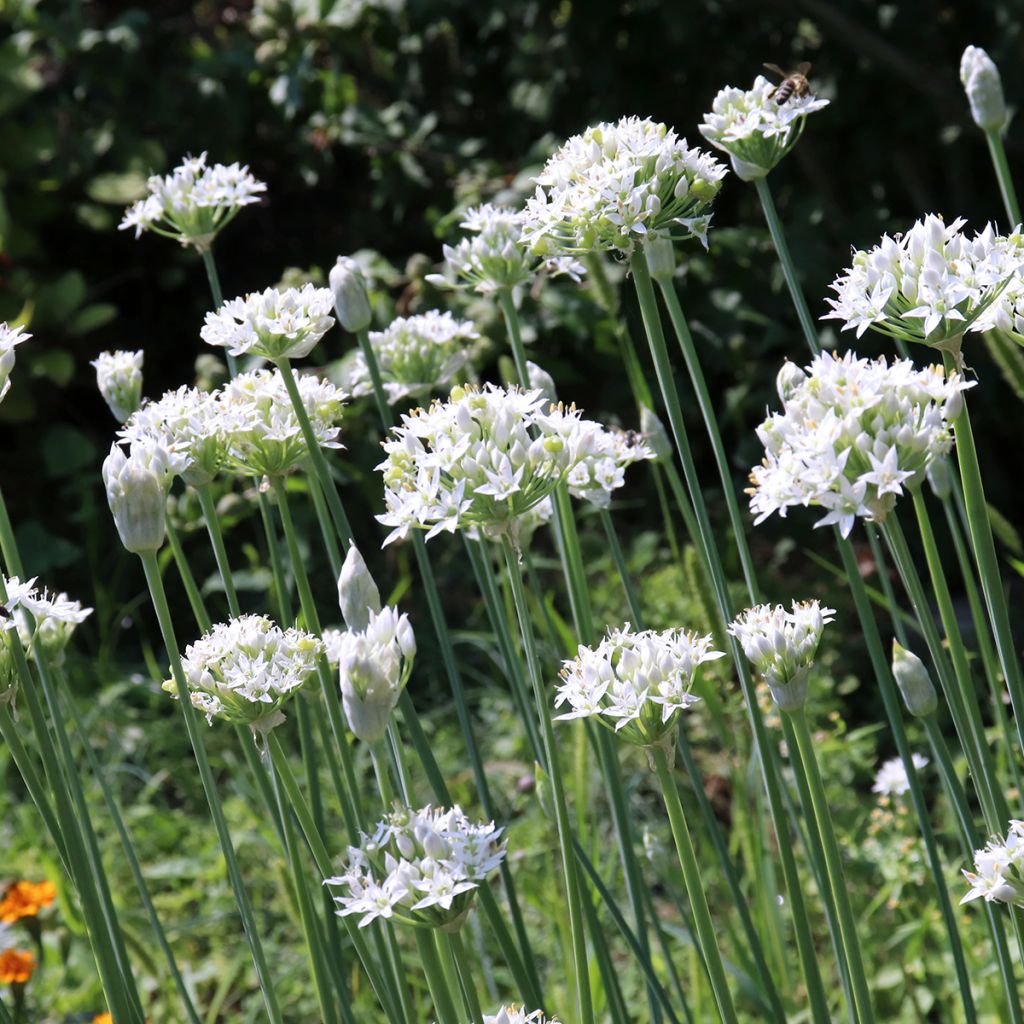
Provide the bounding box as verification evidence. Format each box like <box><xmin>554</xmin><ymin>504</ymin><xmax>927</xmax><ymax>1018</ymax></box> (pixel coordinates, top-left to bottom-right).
<box><xmin>0</xmin><ymin>948</ymin><xmax>36</xmax><ymax>985</ymax></box>
<box><xmin>93</xmin><ymin>1014</ymin><xmax>113</xmax><ymax>1024</ymax></box>
<box><xmin>0</xmin><ymin>880</ymin><xmax>57</xmax><ymax>923</ymax></box>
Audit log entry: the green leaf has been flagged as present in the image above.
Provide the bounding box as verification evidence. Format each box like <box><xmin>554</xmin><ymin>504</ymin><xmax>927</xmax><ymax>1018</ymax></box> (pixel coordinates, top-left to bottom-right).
<box><xmin>41</xmin><ymin>423</ymin><xmax>97</xmax><ymax>476</ymax></box>
<box><xmin>85</xmin><ymin>171</ymin><xmax>150</xmax><ymax>205</ymax></box>
<box><xmin>70</xmin><ymin>302</ymin><xmax>117</xmax><ymax>334</ymax></box>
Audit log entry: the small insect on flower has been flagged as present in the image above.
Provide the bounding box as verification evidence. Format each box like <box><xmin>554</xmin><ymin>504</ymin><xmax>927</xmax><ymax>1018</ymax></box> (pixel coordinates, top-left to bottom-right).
<box><xmin>763</xmin><ymin>61</ymin><xmax>813</xmax><ymax>104</ymax></box>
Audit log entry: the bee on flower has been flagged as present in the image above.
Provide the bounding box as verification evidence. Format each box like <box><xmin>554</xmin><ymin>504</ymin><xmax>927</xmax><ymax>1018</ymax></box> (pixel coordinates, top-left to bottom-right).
<box><xmin>325</xmin><ymin>804</ymin><xmax>506</xmax><ymax>931</ymax></box>
<box><xmin>119</xmin><ymin>152</ymin><xmax>266</xmax><ymax>250</ymax></box>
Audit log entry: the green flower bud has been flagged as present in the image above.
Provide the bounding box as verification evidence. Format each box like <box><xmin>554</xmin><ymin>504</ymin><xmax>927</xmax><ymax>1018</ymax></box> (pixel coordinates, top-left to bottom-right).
<box><xmin>892</xmin><ymin>641</ymin><xmax>938</xmax><ymax>718</ymax></box>
<box><xmin>330</xmin><ymin>256</ymin><xmax>373</xmax><ymax>334</ymax></box>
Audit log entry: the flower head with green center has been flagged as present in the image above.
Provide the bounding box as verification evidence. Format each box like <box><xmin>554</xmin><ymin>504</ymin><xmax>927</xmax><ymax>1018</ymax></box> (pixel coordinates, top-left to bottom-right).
<box><xmin>120</xmin><ymin>385</ymin><xmax>225</xmax><ymax>487</ymax></box>
<box><xmin>748</xmin><ymin>351</ymin><xmax>972</xmax><ymax>537</ymax></box>
<box><xmin>325</xmin><ymin>804</ymin><xmax>506</xmax><ymax>930</ymax></box>
<box><xmin>728</xmin><ymin>600</ymin><xmax>834</xmax><ymax>711</ymax></box>
<box><xmin>200</xmin><ymin>284</ymin><xmax>335</xmax><ymax>360</ymax></box>
<box><xmin>164</xmin><ymin>614</ymin><xmax>322</xmax><ymax>735</ymax></box>
<box><xmin>962</xmin><ymin>821</ymin><xmax>1024</xmax><ymax>907</ymax></box>
<box><xmin>92</xmin><ymin>350</ymin><xmax>144</xmax><ymax>423</ymax></box>
<box><xmin>344</xmin><ymin>310</ymin><xmax>479</xmax><ymax>405</ymax></box>
<box><xmin>218</xmin><ymin>368</ymin><xmax>346</xmax><ymax>478</ymax></box>
<box><xmin>119</xmin><ymin>152</ymin><xmax>266</xmax><ymax>250</ymax></box>
<box><xmin>823</xmin><ymin>215</ymin><xmax>1022</xmax><ymax>353</ymax></box>
<box><xmin>426</xmin><ymin>204</ymin><xmax>584</xmax><ymax>297</ymax></box>
<box><xmin>520</xmin><ymin>116</ymin><xmax>727</xmax><ymax>258</ymax></box>
<box><xmin>960</xmin><ymin>46</ymin><xmax>1009</xmax><ymax>133</ymax></box>
<box><xmin>699</xmin><ymin>75</ymin><xmax>828</xmax><ymax>180</ymax></box>
<box><xmin>375</xmin><ymin>383</ymin><xmax>604</xmax><ymax>545</ymax></box>
<box><xmin>554</xmin><ymin>624</ymin><xmax>723</xmax><ymax>748</ymax></box>
<box><xmin>0</xmin><ymin>323</ymin><xmax>29</xmax><ymax>405</ymax></box>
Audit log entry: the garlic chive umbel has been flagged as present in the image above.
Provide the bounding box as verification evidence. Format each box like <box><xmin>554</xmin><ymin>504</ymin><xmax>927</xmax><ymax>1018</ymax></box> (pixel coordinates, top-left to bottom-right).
<box><xmin>554</xmin><ymin>624</ymin><xmax>723</xmax><ymax>748</ymax></box>
<box><xmin>119</xmin><ymin>152</ymin><xmax>266</xmax><ymax>250</ymax></box>
<box><xmin>872</xmin><ymin>753</ymin><xmax>929</xmax><ymax>798</ymax></box>
<box><xmin>481</xmin><ymin>1009</ymin><xmax>560</xmax><ymax>1024</ymax></box>
<box><xmin>200</xmin><ymin>284</ymin><xmax>335</xmax><ymax>361</ymax></box>
<box><xmin>324</xmin><ymin>804</ymin><xmax>506</xmax><ymax>930</ymax></box>
<box><xmin>0</xmin><ymin>323</ymin><xmax>29</xmax><ymax>405</ymax></box>
<box><xmin>728</xmin><ymin>600</ymin><xmax>833</xmax><ymax>712</ymax></box>
<box><xmin>163</xmin><ymin>614</ymin><xmax>322</xmax><ymax>737</ymax></box>
<box><xmin>375</xmin><ymin>382</ymin><xmax>604</xmax><ymax>545</ymax></box>
<box><xmin>565</xmin><ymin>426</ymin><xmax>654</xmax><ymax>508</ymax></box>
<box><xmin>426</xmin><ymin>203</ymin><xmax>584</xmax><ymax>297</ymax></box>
<box><xmin>92</xmin><ymin>350</ymin><xmax>144</xmax><ymax>423</ymax></box>
<box><xmin>344</xmin><ymin>311</ymin><xmax>479</xmax><ymax>405</ymax></box>
<box><xmin>822</xmin><ymin>214</ymin><xmax>1022</xmax><ymax>355</ymax></box>
<box><xmin>699</xmin><ymin>75</ymin><xmax>829</xmax><ymax>180</ymax></box>
<box><xmin>520</xmin><ymin>116</ymin><xmax>727</xmax><ymax>258</ymax></box>
<box><xmin>748</xmin><ymin>351</ymin><xmax>973</xmax><ymax>537</ymax></box>
<box><xmin>962</xmin><ymin>821</ymin><xmax>1024</xmax><ymax>907</ymax></box>
<box><xmin>3</xmin><ymin>575</ymin><xmax>93</xmax><ymax>669</ymax></box>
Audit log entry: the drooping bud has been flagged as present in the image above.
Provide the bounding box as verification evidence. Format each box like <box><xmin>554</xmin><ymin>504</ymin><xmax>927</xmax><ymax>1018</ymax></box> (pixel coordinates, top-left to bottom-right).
<box><xmin>960</xmin><ymin>46</ymin><xmax>1009</xmax><ymax>133</ymax></box>
<box><xmin>926</xmin><ymin>457</ymin><xmax>952</xmax><ymax>501</ymax></box>
<box><xmin>644</xmin><ymin>234</ymin><xmax>677</xmax><ymax>281</ymax></box>
<box><xmin>639</xmin><ymin>405</ymin><xmax>673</xmax><ymax>461</ymax></box>
<box><xmin>330</xmin><ymin>256</ymin><xmax>373</xmax><ymax>334</ymax></box>
<box><xmin>892</xmin><ymin>641</ymin><xmax>938</xmax><ymax>718</ymax></box>
<box><xmin>526</xmin><ymin>361</ymin><xmax>557</xmax><ymax>405</ymax></box>
<box><xmin>102</xmin><ymin>441</ymin><xmax>181</xmax><ymax>554</ymax></box>
<box><xmin>776</xmin><ymin>360</ymin><xmax>807</xmax><ymax>403</ymax></box>
<box><xmin>338</xmin><ymin>544</ymin><xmax>381</xmax><ymax>632</ymax></box>
<box><xmin>91</xmin><ymin>350</ymin><xmax>144</xmax><ymax>423</ymax></box>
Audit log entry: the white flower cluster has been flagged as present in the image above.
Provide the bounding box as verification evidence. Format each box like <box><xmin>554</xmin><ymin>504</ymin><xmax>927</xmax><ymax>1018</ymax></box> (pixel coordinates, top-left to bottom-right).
<box><xmin>566</xmin><ymin>427</ymin><xmax>654</xmax><ymax>508</ymax></box>
<box><xmin>748</xmin><ymin>351</ymin><xmax>973</xmax><ymax>537</ymax></box>
<box><xmin>960</xmin><ymin>46</ymin><xmax>1009</xmax><ymax>133</ymax></box>
<box><xmin>962</xmin><ymin>820</ymin><xmax>1024</xmax><ymax>907</ymax></box>
<box><xmin>119</xmin><ymin>153</ymin><xmax>266</xmax><ymax>249</ymax></box>
<box><xmin>0</xmin><ymin>323</ymin><xmax>29</xmax><ymax>405</ymax></box>
<box><xmin>252</xmin><ymin>0</ymin><xmax>404</xmax><ymax>32</ymax></box>
<box><xmin>165</xmin><ymin>614</ymin><xmax>323</xmax><ymax>733</ymax></box>
<box><xmin>426</xmin><ymin>204</ymin><xmax>584</xmax><ymax>297</ymax></box>
<box><xmin>728</xmin><ymin>600</ymin><xmax>834</xmax><ymax>711</ymax></box>
<box><xmin>3</xmin><ymin>576</ymin><xmax>93</xmax><ymax>637</ymax></box>
<box><xmin>481</xmin><ymin>1009</ymin><xmax>559</xmax><ymax>1024</ymax></box>
<box><xmin>344</xmin><ymin>311</ymin><xmax>479</xmax><ymax>405</ymax></box>
<box><xmin>334</xmin><ymin>607</ymin><xmax>416</xmax><ymax>743</ymax></box>
<box><xmin>823</xmin><ymin>215</ymin><xmax>1022</xmax><ymax>351</ymax></box>
<box><xmin>325</xmin><ymin>804</ymin><xmax>506</xmax><ymax>929</ymax></box>
<box><xmin>92</xmin><ymin>350</ymin><xmax>144</xmax><ymax>423</ymax></box>
<box><xmin>375</xmin><ymin>383</ymin><xmax>604</xmax><ymax>545</ymax></box>
<box><xmin>554</xmin><ymin>624</ymin><xmax>723</xmax><ymax>747</ymax></box>
<box><xmin>520</xmin><ymin>116</ymin><xmax>727</xmax><ymax>258</ymax></box>
<box><xmin>200</xmin><ymin>285</ymin><xmax>335</xmax><ymax>361</ymax></box>
<box><xmin>872</xmin><ymin>753</ymin><xmax>929</xmax><ymax>798</ymax></box>
<box><xmin>699</xmin><ymin>75</ymin><xmax>828</xmax><ymax>180</ymax></box>
<box><xmin>218</xmin><ymin>369</ymin><xmax>346</xmax><ymax>478</ymax></box>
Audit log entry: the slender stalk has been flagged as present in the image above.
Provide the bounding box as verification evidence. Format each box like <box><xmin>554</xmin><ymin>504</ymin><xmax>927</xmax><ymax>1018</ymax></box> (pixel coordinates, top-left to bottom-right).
<box><xmin>444</xmin><ymin>931</ymin><xmax>486</xmax><ymax>1024</ymax></box>
<box><xmin>165</xmin><ymin>515</ymin><xmax>209</xmax><ymax>629</ymax></box>
<box><xmin>139</xmin><ymin>550</ymin><xmax>284</xmax><ymax>1024</ymax></box>
<box><xmin>415</xmin><ymin>929</ymin><xmax>461</xmax><ymax>1024</ymax></box>
<box><xmin>201</xmin><ymin>248</ymin><xmax>237</xmax><ymax>377</ymax></box>
<box><xmin>942</xmin><ymin>350</ymin><xmax>1024</xmax><ymax>757</ymax></box>
<box><xmin>985</xmin><ymin>128</ymin><xmax>1022</xmax><ymax>226</ymax></box>
<box><xmin>629</xmin><ymin>252</ymin><xmax>829</xmax><ymax>1019</ymax></box>
<box><xmin>499</xmin><ymin>290</ymin><xmax>531</xmax><ymax>385</ymax></box>
<box><xmin>501</xmin><ymin>535</ymin><xmax>594</xmax><ymax>1024</ymax></box>
<box><xmin>786</xmin><ymin>710</ymin><xmax>875</xmax><ymax>1024</ymax></box>
<box><xmin>196</xmin><ymin>485</ymin><xmax>241</xmax><ymax>617</ymax></box>
<box><xmin>650</xmin><ymin>744</ymin><xmax>739</xmax><ymax>1024</ymax></box>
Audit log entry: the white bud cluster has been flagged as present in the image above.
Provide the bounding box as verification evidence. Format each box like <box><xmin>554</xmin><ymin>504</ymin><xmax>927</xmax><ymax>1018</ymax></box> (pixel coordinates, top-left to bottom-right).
<box><xmin>962</xmin><ymin>821</ymin><xmax>1024</xmax><ymax>908</ymax></box>
<box><xmin>92</xmin><ymin>350</ymin><xmax>144</xmax><ymax>423</ymax></box>
<box><xmin>565</xmin><ymin>427</ymin><xmax>654</xmax><ymax>508</ymax></box>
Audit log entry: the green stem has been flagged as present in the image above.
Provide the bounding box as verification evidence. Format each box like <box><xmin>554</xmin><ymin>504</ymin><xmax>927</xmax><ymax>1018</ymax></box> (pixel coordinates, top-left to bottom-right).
<box><xmin>442</xmin><ymin>931</ymin><xmax>485</xmax><ymax>1024</ymax></box>
<box><xmin>140</xmin><ymin>550</ymin><xmax>284</xmax><ymax>1024</ymax></box>
<box><xmin>753</xmin><ymin>177</ymin><xmax>820</xmax><ymax>354</ymax></box>
<box><xmin>943</xmin><ymin>351</ymin><xmax>1024</xmax><ymax>759</ymax></box>
<box><xmin>415</xmin><ymin>929</ymin><xmax>461</xmax><ymax>1024</ymax></box>
<box><xmin>501</xmin><ymin>535</ymin><xmax>594</xmax><ymax>1024</ymax></box>
<box><xmin>165</xmin><ymin>516</ymin><xmax>209</xmax><ymax>629</ymax></box>
<box><xmin>985</xmin><ymin>128</ymin><xmax>1022</xmax><ymax>226</ymax></box>
<box><xmin>650</xmin><ymin>745</ymin><xmax>739</xmax><ymax>1024</ymax></box>
<box><xmin>196</xmin><ymin>485</ymin><xmax>241</xmax><ymax>617</ymax></box>
<box><xmin>786</xmin><ymin>710</ymin><xmax>875</xmax><ymax>1024</ymax></box>
<box><xmin>201</xmin><ymin>248</ymin><xmax>237</xmax><ymax>377</ymax></box>
<box><xmin>499</xmin><ymin>289</ymin><xmax>531</xmax><ymax>385</ymax></box>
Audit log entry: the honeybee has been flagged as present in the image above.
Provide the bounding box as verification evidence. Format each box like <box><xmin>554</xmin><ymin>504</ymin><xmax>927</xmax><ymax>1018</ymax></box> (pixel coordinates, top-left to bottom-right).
<box><xmin>763</xmin><ymin>62</ymin><xmax>813</xmax><ymax>104</ymax></box>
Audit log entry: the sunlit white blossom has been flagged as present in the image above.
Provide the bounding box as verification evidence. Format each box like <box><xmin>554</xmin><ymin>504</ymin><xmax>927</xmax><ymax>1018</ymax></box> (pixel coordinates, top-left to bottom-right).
<box><xmin>92</xmin><ymin>350</ymin><xmax>144</xmax><ymax>423</ymax></box>
<box><xmin>0</xmin><ymin>324</ymin><xmax>29</xmax><ymax>405</ymax></box>
<box><xmin>748</xmin><ymin>351</ymin><xmax>973</xmax><ymax>537</ymax></box>
<box><xmin>325</xmin><ymin>804</ymin><xmax>506</xmax><ymax>929</ymax></box>
<box><xmin>164</xmin><ymin>614</ymin><xmax>322</xmax><ymax>735</ymax></box>
<box><xmin>344</xmin><ymin>311</ymin><xmax>479</xmax><ymax>404</ymax></box>
<box><xmin>480</xmin><ymin>1009</ymin><xmax>559</xmax><ymax>1024</ymax></box>
<box><xmin>699</xmin><ymin>75</ymin><xmax>828</xmax><ymax>180</ymax></box>
<box><xmin>566</xmin><ymin>426</ymin><xmax>654</xmax><ymax>508</ymax></box>
<box><xmin>520</xmin><ymin>116</ymin><xmax>727</xmax><ymax>258</ymax></box>
<box><xmin>962</xmin><ymin>820</ymin><xmax>1024</xmax><ymax>907</ymax></box>
<box><xmin>2</xmin><ymin>576</ymin><xmax>93</xmax><ymax>643</ymax></box>
<box><xmin>555</xmin><ymin>624</ymin><xmax>723</xmax><ymax>748</ymax></box>
<box><xmin>729</xmin><ymin>600</ymin><xmax>834</xmax><ymax>711</ymax></box>
<box><xmin>200</xmin><ymin>285</ymin><xmax>335</xmax><ymax>360</ymax></box>
<box><xmin>872</xmin><ymin>753</ymin><xmax>929</xmax><ymax>798</ymax></box>
<box><xmin>119</xmin><ymin>152</ymin><xmax>266</xmax><ymax>249</ymax></box>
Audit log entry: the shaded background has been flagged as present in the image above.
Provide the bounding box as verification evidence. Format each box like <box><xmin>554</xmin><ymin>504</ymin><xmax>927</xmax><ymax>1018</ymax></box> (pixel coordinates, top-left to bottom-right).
<box><xmin>1</xmin><ymin>0</ymin><xmax>1022</xmax><ymax>682</ymax></box>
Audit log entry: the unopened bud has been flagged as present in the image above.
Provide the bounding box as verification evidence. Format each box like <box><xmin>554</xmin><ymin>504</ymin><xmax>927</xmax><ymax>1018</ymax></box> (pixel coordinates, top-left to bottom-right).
<box><xmin>960</xmin><ymin>46</ymin><xmax>1009</xmax><ymax>133</ymax></box>
<box><xmin>644</xmin><ymin>234</ymin><xmax>676</xmax><ymax>281</ymax></box>
<box><xmin>926</xmin><ymin>457</ymin><xmax>952</xmax><ymax>501</ymax></box>
<box><xmin>639</xmin><ymin>405</ymin><xmax>672</xmax><ymax>461</ymax></box>
<box><xmin>526</xmin><ymin>361</ymin><xmax>557</xmax><ymax>404</ymax></box>
<box><xmin>102</xmin><ymin>441</ymin><xmax>180</xmax><ymax>554</ymax></box>
<box><xmin>330</xmin><ymin>256</ymin><xmax>373</xmax><ymax>333</ymax></box>
<box><xmin>338</xmin><ymin>544</ymin><xmax>381</xmax><ymax>631</ymax></box>
<box><xmin>91</xmin><ymin>350</ymin><xmax>143</xmax><ymax>423</ymax></box>
<box><xmin>776</xmin><ymin>360</ymin><xmax>807</xmax><ymax>402</ymax></box>
<box><xmin>892</xmin><ymin>641</ymin><xmax>938</xmax><ymax>717</ymax></box>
